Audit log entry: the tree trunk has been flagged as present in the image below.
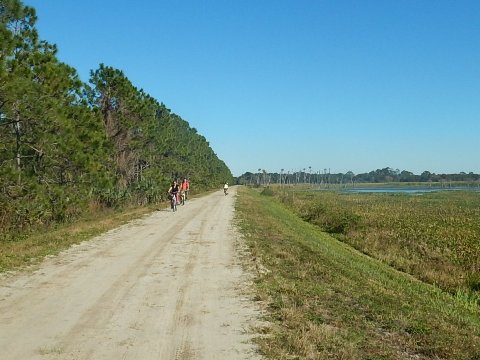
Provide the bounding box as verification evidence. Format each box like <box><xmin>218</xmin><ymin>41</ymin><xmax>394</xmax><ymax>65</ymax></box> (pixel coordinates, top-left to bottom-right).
<box><xmin>13</xmin><ymin>107</ymin><xmax>21</xmax><ymax>184</ymax></box>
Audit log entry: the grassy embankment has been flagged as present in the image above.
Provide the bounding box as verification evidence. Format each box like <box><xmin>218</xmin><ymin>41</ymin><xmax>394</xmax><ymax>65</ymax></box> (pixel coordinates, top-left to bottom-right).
<box><xmin>276</xmin><ymin>187</ymin><xmax>480</xmax><ymax>296</ymax></box>
<box><xmin>235</xmin><ymin>186</ymin><xmax>480</xmax><ymax>359</ymax></box>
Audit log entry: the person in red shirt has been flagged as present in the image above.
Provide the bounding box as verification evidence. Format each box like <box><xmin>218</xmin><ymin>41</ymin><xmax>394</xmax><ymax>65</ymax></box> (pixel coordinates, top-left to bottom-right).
<box><xmin>180</xmin><ymin>178</ymin><xmax>190</xmax><ymax>203</ymax></box>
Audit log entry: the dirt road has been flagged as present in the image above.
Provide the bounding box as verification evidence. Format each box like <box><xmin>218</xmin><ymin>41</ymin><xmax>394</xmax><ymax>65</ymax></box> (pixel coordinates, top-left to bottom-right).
<box><xmin>0</xmin><ymin>187</ymin><xmax>261</xmax><ymax>360</ymax></box>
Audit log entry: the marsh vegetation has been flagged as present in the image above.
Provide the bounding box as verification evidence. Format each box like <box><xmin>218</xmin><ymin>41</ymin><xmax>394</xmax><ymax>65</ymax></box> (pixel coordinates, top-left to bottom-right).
<box><xmin>275</xmin><ymin>186</ymin><xmax>480</xmax><ymax>297</ymax></box>
<box><xmin>236</xmin><ymin>186</ymin><xmax>480</xmax><ymax>359</ymax></box>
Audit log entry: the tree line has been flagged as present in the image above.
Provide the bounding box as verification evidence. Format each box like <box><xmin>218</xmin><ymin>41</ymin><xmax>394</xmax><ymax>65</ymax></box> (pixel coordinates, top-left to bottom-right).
<box><xmin>237</xmin><ymin>167</ymin><xmax>480</xmax><ymax>186</ymax></box>
<box><xmin>0</xmin><ymin>0</ymin><xmax>233</xmax><ymax>237</ymax></box>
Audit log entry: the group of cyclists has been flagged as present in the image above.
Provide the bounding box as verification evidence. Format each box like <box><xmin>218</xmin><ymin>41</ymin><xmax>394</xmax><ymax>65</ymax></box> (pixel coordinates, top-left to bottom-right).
<box><xmin>167</xmin><ymin>178</ymin><xmax>189</xmax><ymax>212</ymax></box>
<box><xmin>167</xmin><ymin>178</ymin><xmax>229</xmax><ymax>212</ymax></box>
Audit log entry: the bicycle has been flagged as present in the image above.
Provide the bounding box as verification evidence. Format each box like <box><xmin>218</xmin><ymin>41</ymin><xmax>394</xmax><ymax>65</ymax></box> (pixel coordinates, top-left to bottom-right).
<box><xmin>180</xmin><ymin>190</ymin><xmax>186</xmax><ymax>206</ymax></box>
<box><xmin>168</xmin><ymin>192</ymin><xmax>177</xmax><ymax>212</ymax></box>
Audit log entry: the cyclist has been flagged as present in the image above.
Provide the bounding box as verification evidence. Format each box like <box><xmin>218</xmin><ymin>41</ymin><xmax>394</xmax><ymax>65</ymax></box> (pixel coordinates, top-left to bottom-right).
<box><xmin>223</xmin><ymin>182</ymin><xmax>229</xmax><ymax>196</ymax></box>
<box><xmin>168</xmin><ymin>180</ymin><xmax>180</xmax><ymax>211</ymax></box>
<box><xmin>180</xmin><ymin>178</ymin><xmax>190</xmax><ymax>203</ymax></box>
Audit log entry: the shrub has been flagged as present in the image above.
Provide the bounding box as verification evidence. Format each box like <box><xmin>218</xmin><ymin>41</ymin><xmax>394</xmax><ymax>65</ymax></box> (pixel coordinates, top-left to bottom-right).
<box><xmin>261</xmin><ymin>187</ymin><xmax>275</xmax><ymax>196</ymax></box>
<box><xmin>300</xmin><ymin>201</ymin><xmax>359</xmax><ymax>234</ymax></box>
<box><xmin>466</xmin><ymin>273</ymin><xmax>480</xmax><ymax>292</ymax></box>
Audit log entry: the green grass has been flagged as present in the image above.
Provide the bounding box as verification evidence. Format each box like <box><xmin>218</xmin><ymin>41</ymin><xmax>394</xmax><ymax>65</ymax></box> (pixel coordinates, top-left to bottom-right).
<box><xmin>275</xmin><ymin>187</ymin><xmax>480</xmax><ymax>294</ymax></box>
<box><xmin>235</xmin><ymin>187</ymin><xmax>480</xmax><ymax>359</ymax></box>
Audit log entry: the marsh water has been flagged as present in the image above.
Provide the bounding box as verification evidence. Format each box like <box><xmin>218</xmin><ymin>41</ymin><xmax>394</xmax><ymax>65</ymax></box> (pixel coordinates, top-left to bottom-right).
<box><xmin>344</xmin><ymin>186</ymin><xmax>479</xmax><ymax>194</ymax></box>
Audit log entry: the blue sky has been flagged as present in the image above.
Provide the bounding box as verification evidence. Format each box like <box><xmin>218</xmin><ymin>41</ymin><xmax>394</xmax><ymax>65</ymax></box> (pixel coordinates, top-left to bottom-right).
<box><xmin>27</xmin><ymin>0</ymin><xmax>479</xmax><ymax>176</ymax></box>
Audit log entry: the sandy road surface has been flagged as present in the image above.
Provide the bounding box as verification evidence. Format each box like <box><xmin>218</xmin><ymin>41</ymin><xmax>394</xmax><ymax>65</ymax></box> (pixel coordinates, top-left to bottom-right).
<box><xmin>0</xmin><ymin>187</ymin><xmax>261</xmax><ymax>360</ymax></box>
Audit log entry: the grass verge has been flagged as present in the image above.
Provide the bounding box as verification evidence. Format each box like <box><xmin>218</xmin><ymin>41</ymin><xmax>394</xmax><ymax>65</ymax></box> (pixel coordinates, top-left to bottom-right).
<box><xmin>235</xmin><ymin>186</ymin><xmax>480</xmax><ymax>360</ymax></box>
<box><xmin>281</xmin><ymin>188</ymin><xmax>480</xmax><ymax>294</ymax></box>
<box><xmin>0</xmin><ymin>203</ymin><xmax>161</xmax><ymax>273</ymax></box>
<box><xmin>0</xmin><ymin>189</ymin><xmax>212</xmax><ymax>273</ymax></box>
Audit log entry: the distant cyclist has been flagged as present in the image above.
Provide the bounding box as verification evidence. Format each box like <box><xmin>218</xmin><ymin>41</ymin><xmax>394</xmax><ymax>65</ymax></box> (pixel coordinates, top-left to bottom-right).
<box><xmin>223</xmin><ymin>182</ymin><xmax>229</xmax><ymax>196</ymax></box>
